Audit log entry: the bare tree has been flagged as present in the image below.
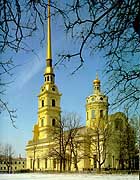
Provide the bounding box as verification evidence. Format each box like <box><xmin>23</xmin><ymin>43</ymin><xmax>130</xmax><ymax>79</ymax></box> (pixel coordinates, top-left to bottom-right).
<box><xmin>0</xmin><ymin>0</ymin><xmax>63</xmax><ymax>52</ymax></box>
<box><xmin>108</xmin><ymin>112</ymin><xmax>138</xmax><ymax>170</ymax></box>
<box><xmin>0</xmin><ymin>0</ymin><xmax>66</xmax><ymax>126</ymax></box>
<box><xmin>84</xmin><ymin>118</ymin><xmax>110</xmax><ymax>173</ymax></box>
<box><xmin>53</xmin><ymin>0</ymin><xmax>140</xmax><ymax>110</ymax></box>
<box><xmin>0</xmin><ymin>144</ymin><xmax>15</xmax><ymax>173</ymax></box>
<box><xmin>128</xmin><ymin>114</ymin><xmax>140</xmax><ymax>170</ymax></box>
<box><xmin>0</xmin><ymin>59</ymin><xmax>17</xmax><ymax>127</ymax></box>
<box><xmin>1</xmin><ymin>1</ymin><xmax>140</xmax><ymax>123</ymax></box>
<box><xmin>46</xmin><ymin>112</ymin><xmax>81</xmax><ymax>172</ymax></box>
<box><xmin>65</xmin><ymin>114</ymin><xmax>83</xmax><ymax>171</ymax></box>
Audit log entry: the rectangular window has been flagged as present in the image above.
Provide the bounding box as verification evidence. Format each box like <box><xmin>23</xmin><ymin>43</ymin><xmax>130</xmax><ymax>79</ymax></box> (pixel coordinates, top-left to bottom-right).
<box><xmin>100</xmin><ymin>110</ymin><xmax>103</xmax><ymax>118</ymax></box>
<box><xmin>52</xmin><ymin>119</ymin><xmax>55</xmax><ymax>126</ymax></box>
<box><xmin>45</xmin><ymin>158</ymin><xmax>47</xmax><ymax>169</ymax></box>
<box><xmin>91</xmin><ymin>110</ymin><xmax>95</xmax><ymax>119</ymax></box>
<box><xmin>53</xmin><ymin>159</ymin><xmax>56</xmax><ymax>169</ymax></box>
<box><xmin>52</xmin><ymin>99</ymin><xmax>55</xmax><ymax>107</ymax></box>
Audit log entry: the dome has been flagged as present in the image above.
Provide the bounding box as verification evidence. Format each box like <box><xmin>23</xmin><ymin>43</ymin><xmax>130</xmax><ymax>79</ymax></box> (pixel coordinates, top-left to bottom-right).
<box><xmin>93</xmin><ymin>79</ymin><xmax>100</xmax><ymax>84</ymax></box>
<box><xmin>93</xmin><ymin>74</ymin><xmax>100</xmax><ymax>84</ymax></box>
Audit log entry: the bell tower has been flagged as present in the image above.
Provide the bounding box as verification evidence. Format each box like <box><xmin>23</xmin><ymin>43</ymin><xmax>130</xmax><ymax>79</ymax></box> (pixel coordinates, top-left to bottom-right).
<box><xmin>26</xmin><ymin>0</ymin><xmax>62</xmax><ymax>171</ymax></box>
<box><xmin>86</xmin><ymin>74</ymin><xmax>108</xmax><ymax>128</ymax></box>
<box><xmin>36</xmin><ymin>0</ymin><xmax>61</xmax><ymax>140</ymax></box>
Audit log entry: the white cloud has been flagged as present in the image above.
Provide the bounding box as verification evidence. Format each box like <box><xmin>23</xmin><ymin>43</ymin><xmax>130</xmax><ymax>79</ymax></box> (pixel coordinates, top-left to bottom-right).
<box><xmin>16</xmin><ymin>51</ymin><xmax>45</xmax><ymax>90</ymax></box>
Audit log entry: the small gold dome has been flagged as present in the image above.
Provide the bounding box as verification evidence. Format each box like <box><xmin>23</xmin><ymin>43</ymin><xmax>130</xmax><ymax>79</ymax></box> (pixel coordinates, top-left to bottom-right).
<box><xmin>93</xmin><ymin>79</ymin><xmax>100</xmax><ymax>84</ymax></box>
<box><xmin>93</xmin><ymin>73</ymin><xmax>100</xmax><ymax>84</ymax></box>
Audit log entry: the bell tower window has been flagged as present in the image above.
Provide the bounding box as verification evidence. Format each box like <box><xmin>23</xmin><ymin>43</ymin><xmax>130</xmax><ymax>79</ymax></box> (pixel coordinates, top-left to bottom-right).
<box><xmin>52</xmin><ymin>99</ymin><xmax>55</xmax><ymax>107</ymax></box>
<box><xmin>47</xmin><ymin>76</ymin><xmax>49</xmax><ymax>81</ymax></box>
<box><xmin>42</xmin><ymin>100</ymin><xmax>44</xmax><ymax>107</ymax></box>
<box><xmin>52</xmin><ymin>119</ymin><xmax>55</xmax><ymax>126</ymax></box>
<box><xmin>100</xmin><ymin>110</ymin><xmax>103</xmax><ymax>118</ymax></box>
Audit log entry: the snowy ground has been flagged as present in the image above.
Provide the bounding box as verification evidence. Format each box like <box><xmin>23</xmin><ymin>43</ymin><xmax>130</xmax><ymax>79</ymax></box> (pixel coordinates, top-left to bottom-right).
<box><xmin>0</xmin><ymin>173</ymin><xmax>139</xmax><ymax>180</ymax></box>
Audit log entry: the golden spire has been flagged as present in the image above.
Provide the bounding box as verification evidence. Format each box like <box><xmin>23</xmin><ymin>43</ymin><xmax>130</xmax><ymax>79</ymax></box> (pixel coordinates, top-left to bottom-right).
<box><xmin>47</xmin><ymin>0</ymin><xmax>52</xmax><ymax>60</ymax></box>
<box><xmin>44</xmin><ymin>0</ymin><xmax>54</xmax><ymax>82</ymax></box>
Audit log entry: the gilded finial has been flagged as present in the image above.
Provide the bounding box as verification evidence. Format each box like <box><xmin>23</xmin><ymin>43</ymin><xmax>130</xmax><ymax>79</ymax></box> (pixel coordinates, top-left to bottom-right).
<box><xmin>96</xmin><ymin>73</ymin><xmax>99</xmax><ymax>80</ymax></box>
<box><xmin>93</xmin><ymin>73</ymin><xmax>100</xmax><ymax>84</ymax></box>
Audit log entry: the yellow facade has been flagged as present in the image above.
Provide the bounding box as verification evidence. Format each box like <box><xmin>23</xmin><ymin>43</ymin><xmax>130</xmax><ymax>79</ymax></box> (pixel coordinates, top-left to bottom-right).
<box><xmin>26</xmin><ymin>71</ymin><xmax>109</xmax><ymax>171</ymax></box>
<box><xmin>26</xmin><ymin>0</ymin><xmax>108</xmax><ymax>171</ymax></box>
<box><xmin>26</xmin><ymin>0</ymin><xmax>136</xmax><ymax>172</ymax></box>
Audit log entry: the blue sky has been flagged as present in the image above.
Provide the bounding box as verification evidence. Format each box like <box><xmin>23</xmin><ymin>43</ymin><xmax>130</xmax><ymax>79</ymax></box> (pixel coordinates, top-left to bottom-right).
<box><xmin>0</xmin><ymin>8</ymin><xmax>117</xmax><ymax>157</ymax></box>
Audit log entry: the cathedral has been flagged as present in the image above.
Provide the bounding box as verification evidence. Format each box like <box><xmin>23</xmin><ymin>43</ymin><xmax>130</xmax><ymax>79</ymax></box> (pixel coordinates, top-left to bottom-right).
<box><xmin>26</xmin><ymin>0</ymin><xmax>138</xmax><ymax>172</ymax></box>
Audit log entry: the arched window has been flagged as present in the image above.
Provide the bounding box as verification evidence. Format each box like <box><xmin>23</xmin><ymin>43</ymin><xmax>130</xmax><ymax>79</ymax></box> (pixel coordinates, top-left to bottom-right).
<box><xmin>47</xmin><ymin>76</ymin><xmax>49</xmax><ymax>81</ymax></box>
<box><xmin>52</xmin><ymin>119</ymin><xmax>55</xmax><ymax>126</ymax></box>
<box><xmin>52</xmin><ymin>99</ymin><xmax>55</xmax><ymax>107</ymax></box>
<box><xmin>42</xmin><ymin>100</ymin><xmax>44</xmax><ymax>107</ymax></box>
<box><xmin>100</xmin><ymin>110</ymin><xmax>103</xmax><ymax>118</ymax></box>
